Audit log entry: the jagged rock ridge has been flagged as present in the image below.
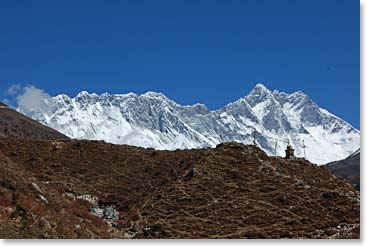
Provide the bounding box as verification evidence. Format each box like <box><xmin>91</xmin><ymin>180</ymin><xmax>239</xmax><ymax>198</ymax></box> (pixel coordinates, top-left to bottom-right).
<box><xmin>18</xmin><ymin>84</ymin><xmax>360</xmax><ymax>164</ymax></box>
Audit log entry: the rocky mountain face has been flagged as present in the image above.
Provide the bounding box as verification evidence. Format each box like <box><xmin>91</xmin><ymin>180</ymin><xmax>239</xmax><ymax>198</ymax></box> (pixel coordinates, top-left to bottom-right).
<box><xmin>0</xmin><ymin>139</ymin><xmax>360</xmax><ymax>239</ymax></box>
<box><xmin>19</xmin><ymin>84</ymin><xmax>359</xmax><ymax>164</ymax></box>
<box><xmin>325</xmin><ymin>149</ymin><xmax>360</xmax><ymax>191</ymax></box>
<box><xmin>0</xmin><ymin>102</ymin><xmax>68</xmax><ymax>140</ymax></box>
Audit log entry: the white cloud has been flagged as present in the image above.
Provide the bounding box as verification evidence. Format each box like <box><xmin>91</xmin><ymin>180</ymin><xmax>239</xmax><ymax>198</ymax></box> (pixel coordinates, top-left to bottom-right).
<box><xmin>6</xmin><ymin>84</ymin><xmax>22</xmax><ymax>95</ymax></box>
<box><xmin>6</xmin><ymin>84</ymin><xmax>52</xmax><ymax>114</ymax></box>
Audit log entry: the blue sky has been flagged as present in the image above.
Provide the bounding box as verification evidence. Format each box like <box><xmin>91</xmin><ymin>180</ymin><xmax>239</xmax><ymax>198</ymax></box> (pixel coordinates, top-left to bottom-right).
<box><xmin>0</xmin><ymin>0</ymin><xmax>360</xmax><ymax>128</ymax></box>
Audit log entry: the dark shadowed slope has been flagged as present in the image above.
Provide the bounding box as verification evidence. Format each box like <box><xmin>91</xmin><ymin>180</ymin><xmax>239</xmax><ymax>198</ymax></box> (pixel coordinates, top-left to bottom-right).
<box><xmin>0</xmin><ymin>139</ymin><xmax>360</xmax><ymax>239</ymax></box>
<box><xmin>325</xmin><ymin>149</ymin><xmax>360</xmax><ymax>191</ymax></box>
<box><xmin>0</xmin><ymin>102</ymin><xmax>68</xmax><ymax>140</ymax></box>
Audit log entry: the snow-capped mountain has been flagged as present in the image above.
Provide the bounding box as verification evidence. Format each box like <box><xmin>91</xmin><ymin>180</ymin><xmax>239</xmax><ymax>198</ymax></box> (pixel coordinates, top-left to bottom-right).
<box><xmin>19</xmin><ymin>83</ymin><xmax>360</xmax><ymax>164</ymax></box>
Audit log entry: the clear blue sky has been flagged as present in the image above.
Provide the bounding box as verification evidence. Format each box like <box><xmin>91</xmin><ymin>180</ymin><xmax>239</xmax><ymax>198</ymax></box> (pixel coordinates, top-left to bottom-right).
<box><xmin>0</xmin><ymin>0</ymin><xmax>360</xmax><ymax>128</ymax></box>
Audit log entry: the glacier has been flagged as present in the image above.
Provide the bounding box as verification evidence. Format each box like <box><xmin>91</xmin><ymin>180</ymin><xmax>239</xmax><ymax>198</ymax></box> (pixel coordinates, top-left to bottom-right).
<box><xmin>19</xmin><ymin>83</ymin><xmax>360</xmax><ymax>165</ymax></box>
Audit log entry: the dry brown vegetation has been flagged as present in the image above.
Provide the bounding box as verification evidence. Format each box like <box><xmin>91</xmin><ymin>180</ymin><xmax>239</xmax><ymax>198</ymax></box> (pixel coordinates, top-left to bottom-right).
<box><xmin>0</xmin><ymin>138</ymin><xmax>360</xmax><ymax>239</ymax></box>
<box><xmin>0</xmin><ymin>106</ymin><xmax>68</xmax><ymax>140</ymax></box>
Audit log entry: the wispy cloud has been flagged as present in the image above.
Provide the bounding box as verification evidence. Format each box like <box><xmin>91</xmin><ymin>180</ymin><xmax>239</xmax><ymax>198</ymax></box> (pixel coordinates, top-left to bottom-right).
<box><xmin>6</xmin><ymin>84</ymin><xmax>22</xmax><ymax>95</ymax></box>
<box><xmin>5</xmin><ymin>84</ymin><xmax>52</xmax><ymax>114</ymax></box>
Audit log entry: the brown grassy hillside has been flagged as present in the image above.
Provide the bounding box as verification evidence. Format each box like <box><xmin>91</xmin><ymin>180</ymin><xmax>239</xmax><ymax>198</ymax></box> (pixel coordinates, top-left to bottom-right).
<box><xmin>0</xmin><ymin>139</ymin><xmax>359</xmax><ymax>239</ymax></box>
<box><xmin>0</xmin><ymin>103</ymin><xmax>68</xmax><ymax>140</ymax></box>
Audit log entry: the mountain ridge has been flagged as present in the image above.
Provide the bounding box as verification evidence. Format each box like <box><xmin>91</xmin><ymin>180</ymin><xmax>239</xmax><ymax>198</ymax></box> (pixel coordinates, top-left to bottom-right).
<box><xmin>18</xmin><ymin>83</ymin><xmax>360</xmax><ymax>164</ymax></box>
<box><xmin>0</xmin><ymin>101</ymin><xmax>68</xmax><ymax>141</ymax></box>
<box><xmin>324</xmin><ymin>149</ymin><xmax>360</xmax><ymax>190</ymax></box>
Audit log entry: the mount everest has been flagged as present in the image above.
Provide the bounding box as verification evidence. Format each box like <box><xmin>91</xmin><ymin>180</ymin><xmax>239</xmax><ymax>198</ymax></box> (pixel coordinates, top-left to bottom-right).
<box><xmin>18</xmin><ymin>83</ymin><xmax>360</xmax><ymax>164</ymax></box>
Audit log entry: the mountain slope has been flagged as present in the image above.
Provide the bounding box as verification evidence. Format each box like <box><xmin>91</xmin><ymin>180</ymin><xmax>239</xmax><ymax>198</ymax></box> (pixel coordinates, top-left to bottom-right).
<box><xmin>325</xmin><ymin>149</ymin><xmax>360</xmax><ymax>190</ymax></box>
<box><xmin>18</xmin><ymin>84</ymin><xmax>359</xmax><ymax>164</ymax></box>
<box><xmin>0</xmin><ymin>139</ymin><xmax>360</xmax><ymax>239</ymax></box>
<box><xmin>0</xmin><ymin>102</ymin><xmax>68</xmax><ymax>140</ymax></box>
<box><xmin>0</xmin><ymin>150</ymin><xmax>114</xmax><ymax>238</ymax></box>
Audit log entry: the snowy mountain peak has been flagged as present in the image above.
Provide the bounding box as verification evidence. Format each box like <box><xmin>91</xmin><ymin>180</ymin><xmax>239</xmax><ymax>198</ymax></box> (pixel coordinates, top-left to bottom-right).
<box><xmin>254</xmin><ymin>83</ymin><xmax>270</xmax><ymax>92</ymax></box>
<box><xmin>19</xmin><ymin>84</ymin><xmax>360</xmax><ymax>165</ymax></box>
<box><xmin>55</xmin><ymin>93</ymin><xmax>71</xmax><ymax>100</ymax></box>
<box><xmin>76</xmin><ymin>91</ymin><xmax>90</xmax><ymax>97</ymax></box>
<box><xmin>142</xmin><ymin>91</ymin><xmax>169</xmax><ymax>100</ymax></box>
<box><xmin>101</xmin><ymin>92</ymin><xmax>111</xmax><ymax>97</ymax></box>
<box><xmin>54</xmin><ymin>94</ymin><xmax>72</xmax><ymax>105</ymax></box>
<box><xmin>246</xmin><ymin>83</ymin><xmax>274</xmax><ymax>106</ymax></box>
